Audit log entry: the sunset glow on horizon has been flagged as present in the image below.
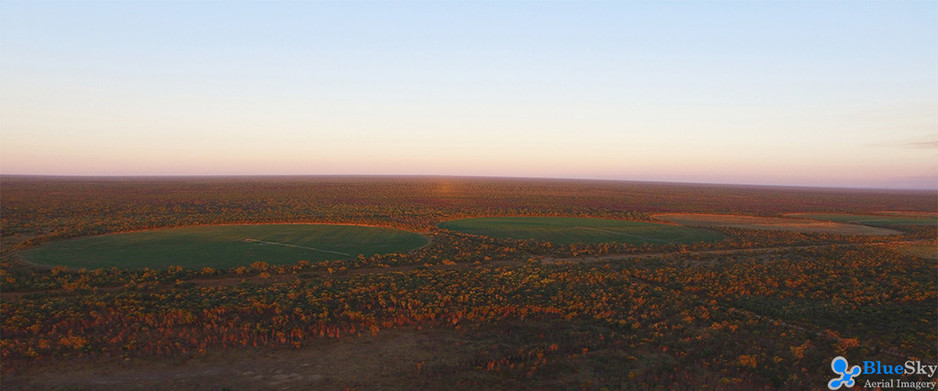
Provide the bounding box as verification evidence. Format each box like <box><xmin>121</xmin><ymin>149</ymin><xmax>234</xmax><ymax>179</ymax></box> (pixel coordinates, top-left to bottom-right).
<box><xmin>1</xmin><ymin>1</ymin><xmax>935</xmax><ymax>189</ymax></box>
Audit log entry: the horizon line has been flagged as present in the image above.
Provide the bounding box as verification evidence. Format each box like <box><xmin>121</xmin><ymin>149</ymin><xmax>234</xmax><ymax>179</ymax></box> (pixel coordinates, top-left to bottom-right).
<box><xmin>1</xmin><ymin>173</ymin><xmax>934</xmax><ymax>193</ymax></box>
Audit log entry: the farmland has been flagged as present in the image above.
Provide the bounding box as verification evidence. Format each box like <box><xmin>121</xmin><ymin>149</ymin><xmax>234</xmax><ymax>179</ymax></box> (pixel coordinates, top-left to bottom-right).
<box><xmin>439</xmin><ymin>216</ymin><xmax>723</xmax><ymax>245</ymax></box>
<box><xmin>1</xmin><ymin>176</ymin><xmax>936</xmax><ymax>390</ymax></box>
<box><xmin>653</xmin><ymin>213</ymin><xmax>900</xmax><ymax>236</ymax></box>
<box><xmin>785</xmin><ymin>213</ymin><xmax>937</xmax><ymax>227</ymax></box>
<box><xmin>18</xmin><ymin>224</ymin><xmax>428</xmax><ymax>270</ymax></box>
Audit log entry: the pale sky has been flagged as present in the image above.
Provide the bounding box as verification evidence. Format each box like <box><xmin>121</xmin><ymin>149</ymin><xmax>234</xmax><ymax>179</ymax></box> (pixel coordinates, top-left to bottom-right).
<box><xmin>1</xmin><ymin>1</ymin><xmax>936</xmax><ymax>189</ymax></box>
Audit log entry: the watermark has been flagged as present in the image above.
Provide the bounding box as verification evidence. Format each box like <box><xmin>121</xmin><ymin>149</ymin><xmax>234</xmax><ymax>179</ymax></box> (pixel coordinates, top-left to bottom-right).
<box><xmin>827</xmin><ymin>356</ymin><xmax>937</xmax><ymax>390</ymax></box>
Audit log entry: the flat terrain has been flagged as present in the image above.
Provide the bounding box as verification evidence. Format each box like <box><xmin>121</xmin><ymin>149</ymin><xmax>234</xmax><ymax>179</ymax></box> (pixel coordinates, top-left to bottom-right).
<box><xmin>438</xmin><ymin>216</ymin><xmax>723</xmax><ymax>245</ymax></box>
<box><xmin>2</xmin><ymin>177</ymin><xmax>935</xmax><ymax>390</ymax></box>
<box><xmin>18</xmin><ymin>224</ymin><xmax>428</xmax><ymax>269</ymax></box>
<box><xmin>786</xmin><ymin>213</ymin><xmax>936</xmax><ymax>227</ymax></box>
<box><xmin>886</xmin><ymin>239</ymin><xmax>938</xmax><ymax>260</ymax></box>
<box><xmin>653</xmin><ymin>213</ymin><xmax>900</xmax><ymax>235</ymax></box>
<box><xmin>3</xmin><ymin>327</ymin><xmax>464</xmax><ymax>391</ymax></box>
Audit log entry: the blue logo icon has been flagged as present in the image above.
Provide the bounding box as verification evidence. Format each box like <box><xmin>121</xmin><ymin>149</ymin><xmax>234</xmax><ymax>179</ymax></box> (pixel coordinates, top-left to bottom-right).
<box><xmin>829</xmin><ymin>356</ymin><xmax>861</xmax><ymax>390</ymax></box>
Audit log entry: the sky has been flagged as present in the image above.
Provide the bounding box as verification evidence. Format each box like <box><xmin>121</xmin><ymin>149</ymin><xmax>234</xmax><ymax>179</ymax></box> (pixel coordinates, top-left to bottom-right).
<box><xmin>1</xmin><ymin>1</ymin><xmax>936</xmax><ymax>189</ymax></box>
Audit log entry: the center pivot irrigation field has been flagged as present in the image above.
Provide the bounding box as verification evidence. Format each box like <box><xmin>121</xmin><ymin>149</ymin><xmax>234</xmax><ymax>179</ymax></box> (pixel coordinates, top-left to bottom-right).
<box><xmin>439</xmin><ymin>216</ymin><xmax>723</xmax><ymax>245</ymax></box>
<box><xmin>19</xmin><ymin>224</ymin><xmax>428</xmax><ymax>269</ymax></box>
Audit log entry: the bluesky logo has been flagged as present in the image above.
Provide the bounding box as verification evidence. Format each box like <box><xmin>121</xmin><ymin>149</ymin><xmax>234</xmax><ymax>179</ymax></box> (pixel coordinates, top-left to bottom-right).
<box><xmin>827</xmin><ymin>356</ymin><xmax>938</xmax><ymax>390</ymax></box>
<box><xmin>829</xmin><ymin>356</ymin><xmax>861</xmax><ymax>390</ymax></box>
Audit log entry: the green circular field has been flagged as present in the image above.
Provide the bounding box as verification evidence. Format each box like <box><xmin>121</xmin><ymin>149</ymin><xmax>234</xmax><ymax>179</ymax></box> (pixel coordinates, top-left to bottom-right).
<box><xmin>439</xmin><ymin>217</ymin><xmax>723</xmax><ymax>245</ymax></box>
<box><xmin>19</xmin><ymin>224</ymin><xmax>429</xmax><ymax>270</ymax></box>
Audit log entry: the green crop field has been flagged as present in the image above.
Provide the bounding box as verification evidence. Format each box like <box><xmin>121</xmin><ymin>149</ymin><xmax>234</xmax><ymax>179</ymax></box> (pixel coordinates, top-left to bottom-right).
<box><xmin>788</xmin><ymin>213</ymin><xmax>936</xmax><ymax>227</ymax></box>
<box><xmin>438</xmin><ymin>216</ymin><xmax>723</xmax><ymax>245</ymax></box>
<box><xmin>19</xmin><ymin>224</ymin><xmax>429</xmax><ymax>270</ymax></box>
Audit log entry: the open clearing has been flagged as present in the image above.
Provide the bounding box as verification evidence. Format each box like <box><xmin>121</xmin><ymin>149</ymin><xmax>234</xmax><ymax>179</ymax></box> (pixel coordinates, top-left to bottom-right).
<box><xmin>2</xmin><ymin>326</ymin><xmax>466</xmax><ymax>391</ymax></box>
<box><xmin>18</xmin><ymin>224</ymin><xmax>428</xmax><ymax>270</ymax></box>
<box><xmin>438</xmin><ymin>216</ymin><xmax>723</xmax><ymax>245</ymax></box>
<box><xmin>884</xmin><ymin>240</ymin><xmax>937</xmax><ymax>260</ymax></box>
<box><xmin>654</xmin><ymin>214</ymin><xmax>899</xmax><ymax>235</ymax></box>
<box><xmin>785</xmin><ymin>213</ymin><xmax>936</xmax><ymax>227</ymax></box>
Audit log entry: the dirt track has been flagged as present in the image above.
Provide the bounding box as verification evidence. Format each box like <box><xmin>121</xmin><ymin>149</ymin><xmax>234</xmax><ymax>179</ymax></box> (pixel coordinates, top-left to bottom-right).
<box><xmin>3</xmin><ymin>239</ymin><xmax>926</xmax><ymax>298</ymax></box>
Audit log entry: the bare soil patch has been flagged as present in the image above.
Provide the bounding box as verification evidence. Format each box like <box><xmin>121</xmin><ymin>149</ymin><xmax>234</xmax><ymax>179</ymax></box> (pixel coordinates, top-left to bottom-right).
<box><xmin>653</xmin><ymin>213</ymin><xmax>899</xmax><ymax>236</ymax></box>
<box><xmin>883</xmin><ymin>239</ymin><xmax>937</xmax><ymax>260</ymax></box>
<box><xmin>874</xmin><ymin>211</ymin><xmax>938</xmax><ymax>218</ymax></box>
<box><xmin>2</xmin><ymin>327</ymin><xmax>466</xmax><ymax>391</ymax></box>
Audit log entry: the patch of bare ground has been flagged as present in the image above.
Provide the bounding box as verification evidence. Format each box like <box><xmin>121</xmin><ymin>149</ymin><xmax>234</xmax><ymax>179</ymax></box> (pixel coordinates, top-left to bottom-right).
<box><xmin>2</xmin><ymin>327</ymin><xmax>467</xmax><ymax>391</ymax></box>
<box><xmin>653</xmin><ymin>213</ymin><xmax>899</xmax><ymax>236</ymax></box>
<box><xmin>882</xmin><ymin>239</ymin><xmax>937</xmax><ymax>260</ymax></box>
<box><xmin>874</xmin><ymin>211</ymin><xmax>938</xmax><ymax>217</ymax></box>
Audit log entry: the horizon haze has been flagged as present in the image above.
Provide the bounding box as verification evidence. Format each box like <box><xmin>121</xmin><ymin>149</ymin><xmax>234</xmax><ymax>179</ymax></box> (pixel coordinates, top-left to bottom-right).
<box><xmin>1</xmin><ymin>1</ymin><xmax>936</xmax><ymax>190</ymax></box>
